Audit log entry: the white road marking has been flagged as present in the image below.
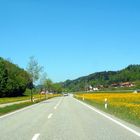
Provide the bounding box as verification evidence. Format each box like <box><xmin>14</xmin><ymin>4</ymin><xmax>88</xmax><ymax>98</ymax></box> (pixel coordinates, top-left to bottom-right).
<box><xmin>48</xmin><ymin>113</ymin><xmax>53</xmax><ymax>119</ymax></box>
<box><xmin>54</xmin><ymin>106</ymin><xmax>57</xmax><ymax>109</ymax></box>
<box><xmin>32</xmin><ymin>133</ymin><xmax>40</xmax><ymax>140</ymax></box>
<box><xmin>54</xmin><ymin>97</ymin><xmax>63</xmax><ymax>109</ymax></box>
<box><xmin>75</xmin><ymin>98</ymin><xmax>140</xmax><ymax>137</ymax></box>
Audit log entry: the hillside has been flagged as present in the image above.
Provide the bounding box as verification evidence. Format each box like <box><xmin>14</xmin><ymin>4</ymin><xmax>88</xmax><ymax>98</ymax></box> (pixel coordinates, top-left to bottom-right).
<box><xmin>63</xmin><ymin>65</ymin><xmax>140</xmax><ymax>91</ymax></box>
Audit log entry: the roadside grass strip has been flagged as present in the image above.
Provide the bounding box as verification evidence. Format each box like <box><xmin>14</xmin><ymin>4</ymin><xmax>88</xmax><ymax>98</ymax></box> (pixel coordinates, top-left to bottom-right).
<box><xmin>0</xmin><ymin>94</ymin><xmax>61</xmax><ymax>117</ymax></box>
<box><xmin>0</xmin><ymin>102</ymin><xmax>34</xmax><ymax>117</ymax></box>
<box><xmin>0</xmin><ymin>94</ymin><xmax>61</xmax><ymax>104</ymax></box>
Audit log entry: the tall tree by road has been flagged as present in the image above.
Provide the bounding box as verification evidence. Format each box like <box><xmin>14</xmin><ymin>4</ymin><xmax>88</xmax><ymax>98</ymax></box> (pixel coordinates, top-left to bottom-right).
<box><xmin>26</xmin><ymin>56</ymin><xmax>43</xmax><ymax>101</ymax></box>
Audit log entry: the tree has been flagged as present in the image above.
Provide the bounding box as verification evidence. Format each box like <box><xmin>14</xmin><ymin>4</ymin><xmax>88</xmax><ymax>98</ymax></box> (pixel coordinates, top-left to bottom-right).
<box><xmin>43</xmin><ymin>79</ymin><xmax>62</xmax><ymax>93</ymax></box>
<box><xmin>39</xmin><ymin>72</ymin><xmax>47</xmax><ymax>88</ymax></box>
<box><xmin>26</xmin><ymin>56</ymin><xmax>43</xmax><ymax>101</ymax></box>
<box><xmin>0</xmin><ymin>57</ymin><xmax>31</xmax><ymax>97</ymax></box>
<box><xmin>43</xmin><ymin>79</ymin><xmax>53</xmax><ymax>93</ymax></box>
<box><xmin>0</xmin><ymin>59</ymin><xmax>8</xmax><ymax>97</ymax></box>
<box><xmin>52</xmin><ymin>83</ymin><xmax>63</xmax><ymax>93</ymax></box>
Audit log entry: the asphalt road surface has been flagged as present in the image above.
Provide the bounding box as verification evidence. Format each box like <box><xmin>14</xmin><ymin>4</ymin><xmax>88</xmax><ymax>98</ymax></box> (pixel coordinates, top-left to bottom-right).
<box><xmin>0</xmin><ymin>96</ymin><xmax>140</xmax><ymax>140</ymax></box>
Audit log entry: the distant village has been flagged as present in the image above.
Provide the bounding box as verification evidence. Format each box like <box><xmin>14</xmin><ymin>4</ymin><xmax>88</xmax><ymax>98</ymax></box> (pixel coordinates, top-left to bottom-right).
<box><xmin>86</xmin><ymin>82</ymin><xmax>135</xmax><ymax>92</ymax></box>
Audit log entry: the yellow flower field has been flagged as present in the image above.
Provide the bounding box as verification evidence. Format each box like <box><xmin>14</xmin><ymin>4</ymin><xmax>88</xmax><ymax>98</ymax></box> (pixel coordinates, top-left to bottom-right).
<box><xmin>75</xmin><ymin>93</ymin><xmax>140</xmax><ymax>125</ymax></box>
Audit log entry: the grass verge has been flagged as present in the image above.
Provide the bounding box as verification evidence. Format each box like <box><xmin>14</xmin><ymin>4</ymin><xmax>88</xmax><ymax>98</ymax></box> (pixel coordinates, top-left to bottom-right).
<box><xmin>0</xmin><ymin>94</ymin><xmax>61</xmax><ymax>104</ymax></box>
<box><xmin>0</xmin><ymin>96</ymin><xmax>30</xmax><ymax>104</ymax></box>
<box><xmin>0</xmin><ymin>102</ymin><xmax>34</xmax><ymax>116</ymax></box>
<box><xmin>0</xmin><ymin>95</ymin><xmax>61</xmax><ymax>116</ymax></box>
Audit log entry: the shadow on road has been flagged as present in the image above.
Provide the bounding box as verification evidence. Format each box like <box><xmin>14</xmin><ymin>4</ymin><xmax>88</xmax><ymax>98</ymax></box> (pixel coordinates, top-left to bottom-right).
<box><xmin>40</xmin><ymin>101</ymin><xmax>52</xmax><ymax>104</ymax></box>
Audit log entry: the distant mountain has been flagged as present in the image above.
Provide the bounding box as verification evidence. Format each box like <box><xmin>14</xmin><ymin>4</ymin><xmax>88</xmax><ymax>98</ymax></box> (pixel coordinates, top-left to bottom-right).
<box><xmin>62</xmin><ymin>65</ymin><xmax>140</xmax><ymax>91</ymax></box>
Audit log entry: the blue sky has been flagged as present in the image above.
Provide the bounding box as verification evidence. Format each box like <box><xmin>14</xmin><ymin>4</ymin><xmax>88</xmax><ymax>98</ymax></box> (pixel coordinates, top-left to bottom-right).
<box><xmin>0</xmin><ymin>0</ymin><xmax>140</xmax><ymax>82</ymax></box>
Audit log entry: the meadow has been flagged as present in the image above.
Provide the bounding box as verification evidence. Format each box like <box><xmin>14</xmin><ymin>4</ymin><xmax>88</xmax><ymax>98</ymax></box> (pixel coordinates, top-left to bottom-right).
<box><xmin>74</xmin><ymin>92</ymin><xmax>140</xmax><ymax>126</ymax></box>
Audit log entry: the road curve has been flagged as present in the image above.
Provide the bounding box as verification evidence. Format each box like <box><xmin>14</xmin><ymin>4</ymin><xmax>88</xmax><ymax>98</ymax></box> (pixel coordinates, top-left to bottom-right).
<box><xmin>0</xmin><ymin>96</ymin><xmax>140</xmax><ymax>140</ymax></box>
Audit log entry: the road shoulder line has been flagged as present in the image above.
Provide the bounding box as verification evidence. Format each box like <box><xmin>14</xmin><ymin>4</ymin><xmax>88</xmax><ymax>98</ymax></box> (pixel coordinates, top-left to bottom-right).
<box><xmin>74</xmin><ymin>98</ymin><xmax>140</xmax><ymax>137</ymax></box>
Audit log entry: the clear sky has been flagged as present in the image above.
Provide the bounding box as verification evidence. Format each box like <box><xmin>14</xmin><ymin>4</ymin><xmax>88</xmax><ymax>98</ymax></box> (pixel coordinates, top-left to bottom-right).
<box><xmin>0</xmin><ymin>0</ymin><xmax>140</xmax><ymax>82</ymax></box>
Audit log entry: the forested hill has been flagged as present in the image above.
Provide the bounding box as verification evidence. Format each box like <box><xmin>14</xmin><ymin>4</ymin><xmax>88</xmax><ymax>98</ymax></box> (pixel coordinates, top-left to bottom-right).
<box><xmin>63</xmin><ymin>65</ymin><xmax>140</xmax><ymax>91</ymax></box>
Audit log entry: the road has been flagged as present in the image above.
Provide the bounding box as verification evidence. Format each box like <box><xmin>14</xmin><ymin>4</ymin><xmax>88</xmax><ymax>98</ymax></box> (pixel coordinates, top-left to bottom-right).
<box><xmin>0</xmin><ymin>96</ymin><xmax>140</xmax><ymax>140</ymax></box>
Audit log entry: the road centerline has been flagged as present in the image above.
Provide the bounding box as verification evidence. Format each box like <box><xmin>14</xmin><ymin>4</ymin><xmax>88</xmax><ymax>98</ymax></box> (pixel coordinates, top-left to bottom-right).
<box><xmin>54</xmin><ymin>97</ymin><xmax>63</xmax><ymax>109</ymax></box>
<box><xmin>32</xmin><ymin>133</ymin><xmax>40</xmax><ymax>140</ymax></box>
<box><xmin>48</xmin><ymin>113</ymin><xmax>53</xmax><ymax>119</ymax></box>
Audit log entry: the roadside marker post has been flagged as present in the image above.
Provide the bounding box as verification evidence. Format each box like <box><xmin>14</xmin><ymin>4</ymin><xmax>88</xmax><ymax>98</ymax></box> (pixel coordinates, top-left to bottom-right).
<box><xmin>33</xmin><ymin>97</ymin><xmax>35</xmax><ymax>103</ymax></box>
<box><xmin>83</xmin><ymin>95</ymin><xmax>85</xmax><ymax>101</ymax></box>
<box><xmin>104</xmin><ymin>98</ymin><xmax>108</xmax><ymax>109</ymax></box>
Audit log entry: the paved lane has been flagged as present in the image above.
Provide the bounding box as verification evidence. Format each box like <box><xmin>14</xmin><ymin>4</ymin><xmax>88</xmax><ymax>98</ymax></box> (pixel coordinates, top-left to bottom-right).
<box><xmin>0</xmin><ymin>97</ymin><xmax>62</xmax><ymax>140</ymax></box>
<box><xmin>0</xmin><ymin>96</ymin><xmax>140</xmax><ymax>140</ymax></box>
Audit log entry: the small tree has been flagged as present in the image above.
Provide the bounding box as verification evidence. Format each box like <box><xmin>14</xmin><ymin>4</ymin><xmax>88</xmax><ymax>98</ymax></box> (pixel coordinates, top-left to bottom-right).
<box><xmin>27</xmin><ymin>56</ymin><xmax>43</xmax><ymax>102</ymax></box>
<box><xmin>39</xmin><ymin>72</ymin><xmax>48</xmax><ymax>99</ymax></box>
<box><xmin>43</xmin><ymin>79</ymin><xmax>63</xmax><ymax>94</ymax></box>
<box><xmin>40</xmin><ymin>72</ymin><xmax>47</xmax><ymax>89</ymax></box>
<box><xmin>52</xmin><ymin>83</ymin><xmax>63</xmax><ymax>93</ymax></box>
<box><xmin>44</xmin><ymin>79</ymin><xmax>53</xmax><ymax>93</ymax></box>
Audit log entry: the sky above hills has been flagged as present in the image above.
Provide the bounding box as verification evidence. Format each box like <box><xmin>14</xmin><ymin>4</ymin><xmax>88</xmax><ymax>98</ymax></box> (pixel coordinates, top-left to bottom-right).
<box><xmin>0</xmin><ymin>0</ymin><xmax>140</xmax><ymax>82</ymax></box>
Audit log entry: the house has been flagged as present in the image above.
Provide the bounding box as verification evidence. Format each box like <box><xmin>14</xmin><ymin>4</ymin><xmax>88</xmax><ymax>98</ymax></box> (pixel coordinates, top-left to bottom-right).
<box><xmin>111</xmin><ymin>82</ymin><xmax>135</xmax><ymax>88</ymax></box>
<box><xmin>120</xmin><ymin>82</ymin><xmax>135</xmax><ymax>87</ymax></box>
<box><xmin>93</xmin><ymin>87</ymin><xmax>99</xmax><ymax>91</ymax></box>
<box><xmin>111</xmin><ymin>83</ymin><xmax>119</xmax><ymax>88</ymax></box>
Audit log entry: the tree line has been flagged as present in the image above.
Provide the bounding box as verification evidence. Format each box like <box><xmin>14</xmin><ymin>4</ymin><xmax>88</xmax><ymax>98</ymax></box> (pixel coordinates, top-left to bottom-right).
<box><xmin>63</xmin><ymin>65</ymin><xmax>140</xmax><ymax>91</ymax></box>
